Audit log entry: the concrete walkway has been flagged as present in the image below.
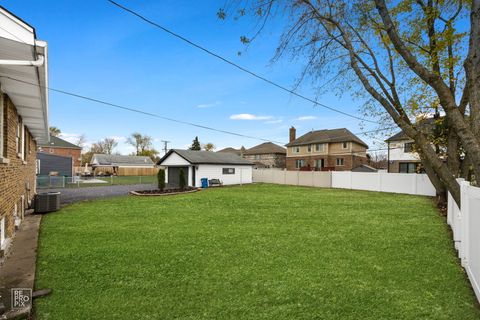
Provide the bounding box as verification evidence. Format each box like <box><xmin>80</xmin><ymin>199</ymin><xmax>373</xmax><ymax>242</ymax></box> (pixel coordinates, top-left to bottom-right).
<box><xmin>0</xmin><ymin>214</ymin><xmax>42</xmax><ymax>318</ymax></box>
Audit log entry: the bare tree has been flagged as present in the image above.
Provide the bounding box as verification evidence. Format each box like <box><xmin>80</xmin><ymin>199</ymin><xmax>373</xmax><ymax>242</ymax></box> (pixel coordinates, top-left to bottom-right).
<box><xmin>202</xmin><ymin>143</ymin><xmax>216</xmax><ymax>151</ymax></box>
<box><xmin>221</xmin><ymin>0</ymin><xmax>480</xmax><ymax>206</ymax></box>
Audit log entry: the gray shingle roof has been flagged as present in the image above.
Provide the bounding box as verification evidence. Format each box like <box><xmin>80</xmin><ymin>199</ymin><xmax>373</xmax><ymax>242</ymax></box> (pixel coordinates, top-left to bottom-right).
<box><xmin>159</xmin><ymin>149</ymin><xmax>253</xmax><ymax>165</ymax></box>
<box><xmin>39</xmin><ymin>135</ymin><xmax>82</xmax><ymax>149</ymax></box>
<box><xmin>217</xmin><ymin>147</ymin><xmax>242</xmax><ymax>155</ymax></box>
<box><xmin>286</xmin><ymin>128</ymin><xmax>368</xmax><ymax>148</ymax></box>
<box><xmin>91</xmin><ymin>154</ymin><xmax>154</xmax><ymax>166</ymax></box>
<box><xmin>244</xmin><ymin>142</ymin><xmax>286</xmax><ymax>155</ymax></box>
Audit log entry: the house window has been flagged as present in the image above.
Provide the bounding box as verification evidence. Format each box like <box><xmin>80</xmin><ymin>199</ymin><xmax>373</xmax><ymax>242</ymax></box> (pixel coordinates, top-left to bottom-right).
<box><xmin>315</xmin><ymin>159</ymin><xmax>324</xmax><ymax>168</ymax></box>
<box><xmin>222</xmin><ymin>168</ymin><xmax>235</xmax><ymax>174</ymax></box>
<box><xmin>0</xmin><ymin>92</ymin><xmax>4</xmax><ymax>158</ymax></box>
<box><xmin>307</xmin><ymin>145</ymin><xmax>311</xmax><ymax>153</ymax></box>
<box><xmin>336</xmin><ymin>158</ymin><xmax>345</xmax><ymax>166</ymax></box>
<box><xmin>0</xmin><ymin>217</ymin><xmax>5</xmax><ymax>248</ymax></box>
<box><xmin>16</xmin><ymin>117</ymin><xmax>22</xmax><ymax>155</ymax></box>
<box><xmin>293</xmin><ymin>146</ymin><xmax>300</xmax><ymax>153</ymax></box>
<box><xmin>315</xmin><ymin>143</ymin><xmax>324</xmax><ymax>152</ymax></box>
<box><xmin>295</xmin><ymin>159</ymin><xmax>305</xmax><ymax>169</ymax></box>
<box><xmin>342</xmin><ymin>142</ymin><xmax>349</xmax><ymax>149</ymax></box>
<box><xmin>254</xmin><ymin>155</ymin><xmax>260</xmax><ymax>160</ymax></box>
<box><xmin>404</xmin><ymin>142</ymin><xmax>414</xmax><ymax>153</ymax></box>
<box><xmin>399</xmin><ymin>162</ymin><xmax>417</xmax><ymax>173</ymax></box>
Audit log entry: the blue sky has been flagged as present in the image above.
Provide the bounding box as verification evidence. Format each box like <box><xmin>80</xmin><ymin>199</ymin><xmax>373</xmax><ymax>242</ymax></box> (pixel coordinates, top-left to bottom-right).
<box><xmin>4</xmin><ymin>0</ymin><xmax>380</xmax><ymax>154</ymax></box>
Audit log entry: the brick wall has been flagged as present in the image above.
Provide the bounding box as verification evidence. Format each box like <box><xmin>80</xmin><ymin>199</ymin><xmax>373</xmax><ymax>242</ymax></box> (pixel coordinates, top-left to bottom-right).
<box><xmin>286</xmin><ymin>154</ymin><xmax>367</xmax><ymax>171</ymax></box>
<box><xmin>0</xmin><ymin>94</ymin><xmax>37</xmax><ymax>242</ymax></box>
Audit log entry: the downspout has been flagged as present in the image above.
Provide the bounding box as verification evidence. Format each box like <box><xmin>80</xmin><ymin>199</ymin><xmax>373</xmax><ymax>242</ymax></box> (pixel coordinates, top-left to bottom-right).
<box><xmin>387</xmin><ymin>142</ymin><xmax>390</xmax><ymax>173</ymax></box>
<box><xmin>0</xmin><ymin>55</ymin><xmax>44</xmax><ymax>66</ymax></box>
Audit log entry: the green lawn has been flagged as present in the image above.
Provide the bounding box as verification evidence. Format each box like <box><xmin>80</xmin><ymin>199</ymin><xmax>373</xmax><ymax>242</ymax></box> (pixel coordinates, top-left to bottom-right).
<box><xmin>35</xmin><ymin>184</ymin><xmax>480</xmax><ymax>319</ymax></box>
<box><xmin>65</xmin><ymin>175</ymin><xmax>156</xmax><ymax>188</ymax></box>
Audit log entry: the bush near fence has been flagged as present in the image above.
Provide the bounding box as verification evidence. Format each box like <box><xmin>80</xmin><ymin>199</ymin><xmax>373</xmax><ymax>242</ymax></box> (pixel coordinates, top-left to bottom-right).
<box><xmin>252</xmin><ymin>169</ymin><xmax>436</xmax><ymax>196</ymax></box>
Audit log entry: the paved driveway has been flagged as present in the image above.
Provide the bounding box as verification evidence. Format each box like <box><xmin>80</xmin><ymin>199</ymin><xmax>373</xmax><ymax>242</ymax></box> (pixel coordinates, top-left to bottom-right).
<box><xmin>38</xmin><ymin>184</ymin><xmax>156</xmax><ymax>205</ymax></box>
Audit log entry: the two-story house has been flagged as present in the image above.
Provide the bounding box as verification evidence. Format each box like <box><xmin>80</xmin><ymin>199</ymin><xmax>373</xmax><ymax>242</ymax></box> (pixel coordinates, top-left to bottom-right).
<box><xmin>243</xmin><ymin>142</ymin><xmax>286</xmax><ymax>168</ymax></box>
<box><xmin>385</xmin><ymin>131</ymin><xmax>421</xmax><ymax>173</ymax></box>
<box><xmin>285</xmin><ymin>127</ymin><xmax>369</xmax><ymax>171</ymax></box>
<box><xmin>0</xmin><ymin>6</ymin><xmax>49</xmax><ymax>255</ymax></box>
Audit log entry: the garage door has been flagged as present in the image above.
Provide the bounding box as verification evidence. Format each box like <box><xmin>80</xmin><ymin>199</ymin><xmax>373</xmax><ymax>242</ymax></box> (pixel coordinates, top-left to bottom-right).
<box><xmin>168</xmin><ymin>167</ymin><xmax>189</xmax><ymax>187</ymax></box>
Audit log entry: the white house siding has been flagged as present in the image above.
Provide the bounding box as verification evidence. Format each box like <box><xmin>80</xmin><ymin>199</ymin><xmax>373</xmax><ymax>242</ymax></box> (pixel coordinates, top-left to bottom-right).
<box><xmin>195</xmin><ymin>165</ymin><xmax>252</xmax><ymax>187</ymax></box>
<box><xmin>389</xmin><ymin>139</ymin><xmax>420</xmax><ymax>161</ymax></box>
<box><xmin>161</xmin><ymin>153</ymin><xmax>190</xmax><ymax>166</ymax></box>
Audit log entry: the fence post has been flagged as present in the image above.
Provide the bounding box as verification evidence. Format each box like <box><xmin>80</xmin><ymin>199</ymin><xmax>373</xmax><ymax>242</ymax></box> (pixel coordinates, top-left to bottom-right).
<box><xmin>460</xmin><ymin>181</ymin><xmax>470</xmax><ymax>268</ymax></box>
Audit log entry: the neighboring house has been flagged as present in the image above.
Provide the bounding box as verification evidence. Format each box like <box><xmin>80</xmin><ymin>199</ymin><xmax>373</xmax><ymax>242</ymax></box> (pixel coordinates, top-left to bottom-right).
<box><xmin>285</xmin><ymin>127</ymin><xmax>369</xmax><ymax>171</ymax></box>
<box><xmin>37</xmin><ymin>153</ymin><xmax>73</xmax><ymax>177</ymax></box>
<box><xmin>217</xmin><ymin>147</ymin><xmax>244</xmax><ymax>156</ymax></box>
<box><xmin>38</xmin><ymin>135</ymin><xmax>82</xmax><ymax>167</ymax></box>
<box><xmin>351</xmin><ymin>164</ymin><xmax>378</xmax><ymax>173</ymax></box>
<box><xmin>243</xmin><ymin>142</ymin><xmax>286</xmax><ymax>168</ymax></box>
<box><xmin>0</xmin><ymin>6</ymin><xmax>49</xmax><ymax>255</ymax></box>
<box><xmin>158</xmin><ymin>149</ymin><xmax>253</xmax><ymax>188</ymax></box>
<box><xmin>90</xmin><ymin>154</ymin><xmax>156</xmax><ymax>176</ymax></box>
<box><xmin>385</xmin><ymin>131</ymin><xmax>421</xmax><ymax>173</ymax></box>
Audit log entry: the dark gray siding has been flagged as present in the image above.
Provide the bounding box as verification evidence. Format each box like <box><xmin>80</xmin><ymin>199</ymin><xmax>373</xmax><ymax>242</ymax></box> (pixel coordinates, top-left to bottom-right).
<box><xmin>37</xmin><ymin>152</ymin><xmax>73</xmax><ymax>176</ymax></box>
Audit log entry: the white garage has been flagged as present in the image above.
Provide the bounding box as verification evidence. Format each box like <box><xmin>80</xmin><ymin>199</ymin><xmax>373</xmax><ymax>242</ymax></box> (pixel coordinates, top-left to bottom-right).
<box><xmin>158</xmin><ymin>149</ymin><xmax>253</xmax><ymax>188</ymax></box>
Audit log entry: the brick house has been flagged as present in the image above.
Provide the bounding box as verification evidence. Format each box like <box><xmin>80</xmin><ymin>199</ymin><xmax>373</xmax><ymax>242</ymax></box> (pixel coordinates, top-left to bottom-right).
<box><xmin>243</xmin><ymin>142</ymin><xmax>286</xmax><ymax>168</ymax></box>
<box><xmin>0</xmin><ymin>6</ymin><xmax>49</xmax><ymax>255</ymax></box>
<box><xmin>285</xmin><ymin>127</ymin><xmax>368</xmax><ymax>171</ymax></box>
<box><xmin>38</xmin><ymin>135</ymin><xmax>82</xmax><ymax>167</ymax></box>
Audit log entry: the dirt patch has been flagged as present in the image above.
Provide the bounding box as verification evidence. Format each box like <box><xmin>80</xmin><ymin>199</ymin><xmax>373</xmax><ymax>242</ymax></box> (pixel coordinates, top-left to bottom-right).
<box><xmin>129</xmin><ymin>188</ymin><xmax>199</xmax><ymax>196</ymax></box>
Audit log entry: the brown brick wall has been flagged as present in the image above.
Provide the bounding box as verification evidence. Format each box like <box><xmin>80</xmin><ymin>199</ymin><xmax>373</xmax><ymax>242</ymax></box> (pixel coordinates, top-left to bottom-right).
<box><xmin>0</xmin><ymin>94</ymin><xmax>37</xmax><ymax>240</ymax></box>
<box><xmin>39</xmin><ymin>147</ymin><xmax>81</xmax><ymax>166</ymax></box>
<box><xmin>286</xmin><ymin>154</ymin><xmax>367</xmax><ymax>171</ymax></box>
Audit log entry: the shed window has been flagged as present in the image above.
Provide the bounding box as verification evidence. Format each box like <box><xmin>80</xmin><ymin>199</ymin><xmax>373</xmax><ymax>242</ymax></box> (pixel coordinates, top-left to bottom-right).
<box><xmin>222</xmin><ymin>168</ymin><xmax>235</xmax><ymax>175</ymax></box>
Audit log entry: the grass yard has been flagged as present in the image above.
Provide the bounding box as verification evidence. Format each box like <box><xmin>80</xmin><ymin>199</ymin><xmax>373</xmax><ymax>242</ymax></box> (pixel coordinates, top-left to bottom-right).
<box><xmin>65</xmin><ymin>175</ymin><xmax>156</xmax><ymax>188</ymax></box>
<box><xmin>35</xmin><ymin>184</ymin><xmax>480</xmax><ymax>319</ymax></box>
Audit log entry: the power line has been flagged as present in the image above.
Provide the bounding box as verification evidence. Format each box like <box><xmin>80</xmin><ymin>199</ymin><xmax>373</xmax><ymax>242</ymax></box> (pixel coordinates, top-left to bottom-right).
<box><xmin>1</xmin><ymin>75</ymin><xmax>396</xmax><ymax>148</ymax></box>
<box><xmin>107</xmin><ymin>0</ymin><xmax>381</xmax><ymax>125</ymax></box>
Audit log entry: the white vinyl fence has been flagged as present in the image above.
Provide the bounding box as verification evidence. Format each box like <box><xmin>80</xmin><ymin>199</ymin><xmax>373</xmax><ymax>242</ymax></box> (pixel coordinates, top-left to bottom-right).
<box><xmin>447</xmin><ymin>181</ymin><xmax>480</xmax><ymax>303</ymax></box>
<box><xmin>253</xmin><ymin>169</ymin><xmax>436</xmax><ymax>196</ymax></box>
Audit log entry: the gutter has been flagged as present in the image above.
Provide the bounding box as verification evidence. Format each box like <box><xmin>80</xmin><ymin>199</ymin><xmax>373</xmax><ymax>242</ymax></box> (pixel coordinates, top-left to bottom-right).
<box><xmin>0</xmin><ymin>54</ymin><xmax>44</xmax><ymax>66</ymax></box>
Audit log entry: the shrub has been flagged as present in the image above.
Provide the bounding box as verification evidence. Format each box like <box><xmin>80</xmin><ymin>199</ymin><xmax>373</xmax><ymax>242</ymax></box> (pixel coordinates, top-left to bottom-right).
<box><xmin>157</xmin><ymin>169</ymin><xmax>165</xmax><ymax>191</ymax></box>
<box><xmin>179</xmin><ymin>169</ymin><xmax>186</xmax><ymax>190</ymax></box>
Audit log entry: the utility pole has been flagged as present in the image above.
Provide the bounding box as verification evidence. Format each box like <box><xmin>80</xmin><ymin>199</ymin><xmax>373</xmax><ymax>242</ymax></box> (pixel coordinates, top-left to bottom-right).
<box><xmin>161</xmin><ymin>140</ymin><xmax>170</xmax><ymax>155</ymax></box>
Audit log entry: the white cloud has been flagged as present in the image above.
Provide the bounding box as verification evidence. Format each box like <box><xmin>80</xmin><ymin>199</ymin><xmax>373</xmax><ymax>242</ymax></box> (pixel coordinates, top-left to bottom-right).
<box><xmin>264</xmin><ymin>119</ymin><xmax>283</xmax><ymax>124</ymax></box>
<box><xmin>197</xmin><ymin>101</ymin><xmax>221</xmax><ymax>108</ymax></box>
<box><xmin>294</xmin><ymin>116</ymin><xmax>317</xmax><ymax>121</ymax></box>
<box><xmin>230</xmin><ymin>113</ymin><xmax>273</xmax><ymax>120</ymax></box>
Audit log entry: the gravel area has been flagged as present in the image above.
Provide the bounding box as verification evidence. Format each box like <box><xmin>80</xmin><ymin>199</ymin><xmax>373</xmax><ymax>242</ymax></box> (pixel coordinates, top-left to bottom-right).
<box><xmin>38</xmin><ymin>184</ymin><xmax>157</xmax><ymax>205</ymax></box>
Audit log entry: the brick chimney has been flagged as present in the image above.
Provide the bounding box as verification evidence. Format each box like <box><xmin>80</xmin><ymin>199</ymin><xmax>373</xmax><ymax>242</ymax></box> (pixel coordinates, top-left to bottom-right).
<box><xmin>289</xmin><ymin>126</ymin><xmax>296</xmax><ymax>143</ymax></box>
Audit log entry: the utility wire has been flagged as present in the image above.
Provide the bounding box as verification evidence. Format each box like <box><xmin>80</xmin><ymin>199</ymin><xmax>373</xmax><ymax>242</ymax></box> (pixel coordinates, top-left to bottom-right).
<box><xmin>1</xmin><ymin>75</ymin><xmax>397</xmax><ymax>147</ymax></box>
<box><xmin>107</xmin><ymin>0</ymin><xmax>381</xmax><ymax>125</ymax></box>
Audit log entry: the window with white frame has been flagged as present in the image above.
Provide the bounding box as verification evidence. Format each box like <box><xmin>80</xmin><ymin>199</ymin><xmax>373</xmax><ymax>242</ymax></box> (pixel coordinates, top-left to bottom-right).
<box><xmin>293</xmin><ymin>146</ymin><xmax>300</xmax><ymax>153</ymax></box>
<box><xmin>295</xmin><ymin>159</ymin><xmax>305</xmax><ymax>168</ymax></box>
<box><xmin>315</xmin><ymin>143</ymin><xmax>325</xmax><ymax>152</ymax></box>
<box><xmin>336</xmin><ymin>158</ymin><xmax>345</xmax><ymax>166</ymax></box>
<box><xmin>222</xmin><ymin>168</ymin><xmax>235</xmax><ymax>175</ymax></box>
<box><xmin>342</xmin><ymin>142</ymin><xmax>349</xmax><ymax>149</ymax></box>
<box><xmin>307</xmin><ymin>145</ymin><xmax>311</xmax><ymax>153</ymax></box>
<box><xmin>16</xmin><ymin>116</ymin><xmax>24</xmax><ymax>159</ymax></box>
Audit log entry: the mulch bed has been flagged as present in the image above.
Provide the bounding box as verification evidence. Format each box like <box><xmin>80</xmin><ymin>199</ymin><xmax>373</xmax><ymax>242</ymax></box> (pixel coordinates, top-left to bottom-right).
<box><xmin>129</xmin><ymin>188</ymin><xmax>199</xmax><ymax>196</ymax></box>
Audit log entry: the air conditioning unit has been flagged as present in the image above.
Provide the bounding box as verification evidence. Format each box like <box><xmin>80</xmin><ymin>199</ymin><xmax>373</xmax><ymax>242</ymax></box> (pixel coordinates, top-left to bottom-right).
<box><xmin>35</xmin><ymin>192</ymin><xmax>61</xmax><ymax>213</ymax></box>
